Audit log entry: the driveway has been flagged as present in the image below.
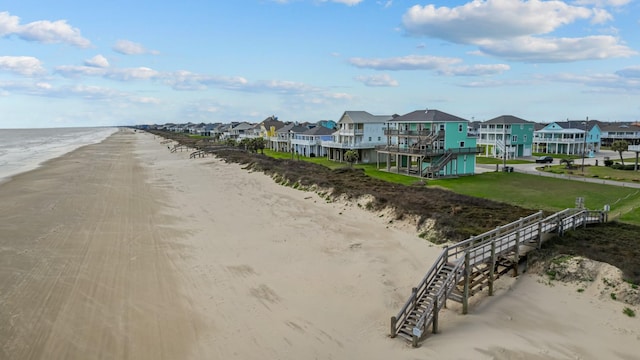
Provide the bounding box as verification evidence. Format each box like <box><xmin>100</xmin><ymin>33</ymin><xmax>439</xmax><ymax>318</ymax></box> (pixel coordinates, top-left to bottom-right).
<box><xmin>476</xmin><ymin>150</ymin><xmax>640</xmax><ymax>189</ymax></box>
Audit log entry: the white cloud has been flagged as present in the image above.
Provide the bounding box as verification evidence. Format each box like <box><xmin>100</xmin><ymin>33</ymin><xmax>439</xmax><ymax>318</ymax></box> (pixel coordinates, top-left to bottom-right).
<box><xmin>0</xmin><ymin>56</ymin><xmax>46</xmax><ymax>76</ymax></box>
<box><xmin>84</xmin><ymin>55</ymin><xmax>110</xmax><ymax>68</ymax></box>
<box><xmin>349</xmin><ymin>55</ymin><xmax>461</xmax><ymax>70</ymax></box>
<box><xmin>0</xmin><ymin>12</ymin><xmax>20</xmax><ymax>36</ymax></box>
<box><xmin>439</xmin><ymin>64</ymin><xmax>511</xmax><ymax>76</ymax></box>
<box><xmin>106</xmin><ymin>67</ymin><xmax>160</xmax><ymax>81</ymax></box>
<box><xmin>400</xmin><ymin>0</ymin><xmax>632</xmax><ymax>63</ymax></box>
<box><xmin>545</xmin><ymin>71</ymin><xmax>640</xmax><ymax>92</ymax></box>
<box><xmin>162</xmin><ymin>70</ymin><xmax>249</xmax><ymax>91</ymax></box>
<box><xmin>323</xmin><ymin>0</ymin><xmax>363</xmax><ymax>5</ymax></box>
<box><xmin>354</xmin><ymin>74</ymin><xmax>399</xmax><ymax>87</ymax></box>
<box><xmin>402</xmin><ymin>1</ymin><xmax>593</xmax><ymax>43</ymax></box>
<box><xmin>0</xmin><ymin>12</ymin><xmax>90</xmax><ymax>48</ymax></box>
<box><xmin>477</xmin><ymin>35</ymin><xmax>636</xmax><ymax>62</ymax></box>
<box><xmin>19</xmin><ymin>19</ymin><xmax>91</xmax><ymax>48</ymax></box>
<box><xmin>591</xmin><ymin>8</ymin><xmax>613</xmax><ymax>24</ymax></box>
<box><xmin>112</xmin><ymin>39</ymin><xmax>159</xmax><ymax>55</ymax></box>
<box><xmin>55</xmin><ymin>65</ymin><xmax>108</xmax><ymax>77</ymax></box>
<box><xmin>573</xmin><ymin>0</ymin><xmax>631</xmax><ymax>7</ymax></box>
<box><xmin>0</xmin><ymin>12</ymin><xmax>91</xmax><ymax>47</ymax></box>
<box><xmin>616</xmin><ymin>66</ymin><xmax>640</xmax><ymax>78</ymax></box>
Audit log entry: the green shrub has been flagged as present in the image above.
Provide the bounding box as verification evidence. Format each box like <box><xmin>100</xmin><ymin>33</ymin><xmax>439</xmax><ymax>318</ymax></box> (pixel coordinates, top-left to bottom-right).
<box><xmin>604</xmin><ymin>159</ymin><xmax>614</xmax><ymax>167</ymax></box>
<box><xmin>623</xmin><ymin>307</ymin><xmax>635</xmax><ymax>317</ymax></box>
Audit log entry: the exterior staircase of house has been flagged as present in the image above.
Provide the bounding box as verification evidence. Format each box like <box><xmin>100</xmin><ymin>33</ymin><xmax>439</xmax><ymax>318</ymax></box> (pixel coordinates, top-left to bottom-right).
<box><xmin>423</xmin><ymin>150</ymin><xmax>454</xmax><ymax>178</ymax></box>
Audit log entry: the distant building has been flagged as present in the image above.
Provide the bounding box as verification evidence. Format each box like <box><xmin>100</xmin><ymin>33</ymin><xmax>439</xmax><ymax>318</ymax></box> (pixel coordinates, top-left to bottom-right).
<box><xmin>598</xmin><ymin>122</ymin><xmax>640</xmax><ymax>146</ymax></box>
<box><xmin>533</xmin><ymin>120</ymin><xmax>601</xmax><ymax>155</ymax></box>
<box><xmin>376</xmin><ymin>109</ymin><xmax>479</xmax><ymax>178</ymax></box>
<box><xmin>478</xmin><ymin>115</ymin><xmax>535</xmax><ymax>159</ymax></box>
<box><xmin>321</xmin><ymin>111</ymin><xmax>392</xmax><ymax>163</ymax></box>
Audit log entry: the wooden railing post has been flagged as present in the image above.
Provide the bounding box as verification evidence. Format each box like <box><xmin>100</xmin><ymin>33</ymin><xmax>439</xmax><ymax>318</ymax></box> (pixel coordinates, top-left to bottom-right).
<box><xmin>411</xmin><ymin>287</ymin><xmax>418</xmax><ymax>308</ymax></box>
<box><xmin>432</xmin><ymin>298</ymin><xmax>439</xmax><ymax>334</ymax></box>
<box><xmin>489</xmin><ymin>241</ymin><xmax>496</xmax><ymax>296</ymax></box>
<box><xmin>390</xmin><ymin>316</ymin><xmax>397</xmax><ymax>338</ymax></box>
<box><xmin>462</xmin><ymin>252</ymin><xmax>470</xmax><ymax>315</ymax></box>
<box><xmin>536</xmin><ymin>212</ymin><xmax>543</xmax><ymax>249</ymax></box>
<box><xmin>514</xmin><ymin>218</ymin><xmax>522</xmax><ymax>277</ymax></box>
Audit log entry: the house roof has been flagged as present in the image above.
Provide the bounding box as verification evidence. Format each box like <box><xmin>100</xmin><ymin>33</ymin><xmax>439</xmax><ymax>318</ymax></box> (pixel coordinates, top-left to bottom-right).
<box><xmin>599</xmin><ymin>122</ymin><xmax>640</xmax><ymax>132</ymax></box>
<box><xmin>260</xmin><ymin>116</ymin><xmax>285</xmax><ymax>130</ymax></box>
<box><xmin>485</xmin><ymin>115</ymin><xmax>533</xmax><ymax>124</ymax></box>
<box><xmin>390</xmin><ymin>109</ymin><xmax>469</xmax><ymax>123</ymax></box>
<box><xmin>231</xmin><ymin>122</ymin><xmax>254</xmax><ymax>131</ymax></box>
<box><xmin>554</xmin><ymin>120</ymin><xmax>597</xmax><ymax>131</ymax></box>
<box><xmin>302</xmin><ymin>126</ymin><xmax>334</xmax><ymax>136</ymax></box>
<box><xmin>276</xmin><ymin>123</ymin><xmax>309</xmax><ymax>134</ymax></box>
<box><xmin>340</xmin><ymin>111</ymin><xmax>393</xmax><ymax>124</ymax></box>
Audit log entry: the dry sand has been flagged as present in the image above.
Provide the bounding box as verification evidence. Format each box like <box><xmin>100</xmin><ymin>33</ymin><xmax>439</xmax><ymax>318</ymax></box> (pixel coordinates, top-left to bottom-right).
<box><xmin>0</xmin><ymin>129</ymin><xmax>638</xmax><ymax>359</ymax></box>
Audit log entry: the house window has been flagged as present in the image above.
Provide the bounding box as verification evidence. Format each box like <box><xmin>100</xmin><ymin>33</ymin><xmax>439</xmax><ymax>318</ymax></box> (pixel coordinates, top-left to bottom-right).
<box><xmin>524</xmin><ymin>135</ymin><xmax>527</xmax><ymax>142</ymax></box>
<box><xmin>378</xmin><ymin>136</ymin><xmax>381</xmax><ymax>141</ymax></box>
<box><xmin>512</xmin><ymin>135</ymin><xmax>518</xmax><ymax>142</ymax></box>
<box><xmin>439</xmin><ymin>124</ymin><xmax>445</xmax><ymax>132</ymax></box>
<box><xmin>460</xmin><ymin>141</ymin><xmax>465</xmax><ymax>147</ymax></box>
<box><xmin>458</xmin><ymin>124</ymin><xmax>463</xmax><ymax>132</ymax></box>
<box><xmin>368</xmin><ymin>136</ymin><xmax>372</xmax><ymax>141</ymax></box>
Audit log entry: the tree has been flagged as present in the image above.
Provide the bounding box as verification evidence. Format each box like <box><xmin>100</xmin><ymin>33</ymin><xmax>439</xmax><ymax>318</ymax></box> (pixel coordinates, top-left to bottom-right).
<box><xmin>559</xmin><ymin>158</ymin><xmax>574</xmax><ymax>169</ymax></box>
<box><xmin>252</xmin><ymin>137</ymin><xmax>266</xmax><ymax>154</ymax></box>
<box><xmin>611</xmin><ymin>140</ymin><xmax>629</xmax><ymax>165</ymax></box>
<box><xmin>344</xmin><ymin>149</ymin><xmax>359</xmax><ymax>168</ymax></box>
<box><xmin>239</xmin><ymin>138</ymin><xmax>252</xmax><ymax>151</ymax></box>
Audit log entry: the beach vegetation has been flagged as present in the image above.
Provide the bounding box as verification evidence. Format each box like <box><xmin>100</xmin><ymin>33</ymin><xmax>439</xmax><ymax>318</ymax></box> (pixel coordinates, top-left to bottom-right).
<box><xmin>577</xmin><ymin>288</ymin><xmax>585</xmax><ymax>293</ymax></box>
<box><xmin>344</xmin><ymin>150</ymin><xmax>359</xmax><ymax>168</ymax></box>
<box><xmin>611</xmin><ymin>292</ymin><xmax>617</xmax><ymax>300</ymax></box>
<box><xmin>623</xmin><ymin>307</ymin><xmax>636</xmax><ymax>317</ymax></box>
<box><xmin>611</xmin><ymin>140</ymin><xmax>629</xmax><ymax>165</ymax></box>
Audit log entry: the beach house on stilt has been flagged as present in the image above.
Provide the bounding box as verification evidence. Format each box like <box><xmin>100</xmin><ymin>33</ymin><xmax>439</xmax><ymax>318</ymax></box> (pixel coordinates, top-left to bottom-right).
<box><xmin>376</xmin><ymin>109</ymin><xmax>480</xmax><ymax>178</ymax></box>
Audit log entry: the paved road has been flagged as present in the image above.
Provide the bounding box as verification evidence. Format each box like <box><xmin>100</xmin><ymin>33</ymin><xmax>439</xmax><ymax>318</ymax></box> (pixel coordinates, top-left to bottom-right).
<box><xmin>476</xmin><ymin>149</ymin><xmax>640</xmax><ymax>189</ymax></box>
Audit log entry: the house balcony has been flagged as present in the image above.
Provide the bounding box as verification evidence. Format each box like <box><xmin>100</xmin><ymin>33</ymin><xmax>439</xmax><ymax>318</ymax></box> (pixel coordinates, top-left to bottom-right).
<box><xmin>292</xmin><ymin>139</ymin><xmax>321</xmax><ymax>146</ymax></box>
<box><xmin>603</xmin><ymin>134</ymin><xmax>640</xmax><ymax>139</ymax></box>
<box><xmin>533</xmin><ymin>137</ymin><xmax>584</xmax><ymax>144</ymax></box>
<box><xmin>321</xmin><ymin>141</ymin><xmax>385</xmax><ymax>149</ymax></box>
<box><xmin>375</xmin><ymin>145</ymin><xmax>482</xmax><ymax>156</ymax></box>
<box><xmin>337</xmin><ymin>129</ymin><xmax>364</xmax><ymax>136</ymax></box>
<box><xmin>384</xmin><ymin>129</ymin><xmax>443</xmax><ymax>137</ymax></box>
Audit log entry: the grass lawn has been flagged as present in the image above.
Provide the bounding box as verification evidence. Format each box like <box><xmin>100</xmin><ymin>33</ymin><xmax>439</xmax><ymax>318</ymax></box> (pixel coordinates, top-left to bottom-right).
<box><xmin>540</xmin><ymin>164</ymin><xmax>640</xmax><ymax>183</ymax></box>
<box><xmin>263</xmin><ymin>149</ymin><xmax>640</xmax><ymax>223</ymax></box>
<box><xmin>475</xmin><ymin>156</ymin><xmax>532</xmax><ymax>165</ymax></box>
<box><xmin>430</xmin><ymin>171</ymin><xmax>640</xmax><ymax>220</ymax></box>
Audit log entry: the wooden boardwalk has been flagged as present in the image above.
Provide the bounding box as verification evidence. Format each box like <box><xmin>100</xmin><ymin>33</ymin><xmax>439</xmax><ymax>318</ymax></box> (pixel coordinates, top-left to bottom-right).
<box><xmin>390</xmin><ymin>208</ymin><xmax>607</xmax><ymax>347</ymax></box>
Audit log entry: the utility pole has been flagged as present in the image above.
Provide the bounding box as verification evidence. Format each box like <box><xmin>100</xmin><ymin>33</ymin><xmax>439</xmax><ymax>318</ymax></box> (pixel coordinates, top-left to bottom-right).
<box><xmin>502</xmin><ymin>121</ymin><xmax>507</xmax><ymax>171</ymax></box>
<box><xmin>582</xmin><ymin>116</ymin><xmax>588</xmax><ymax>174</ymax></box>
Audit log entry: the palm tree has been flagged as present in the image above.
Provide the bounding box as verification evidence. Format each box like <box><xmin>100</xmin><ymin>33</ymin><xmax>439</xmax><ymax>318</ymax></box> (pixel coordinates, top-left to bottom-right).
<box><xmin>611</xmin><ymin>140</ymin><xmax>629</xmax><ymax>165</ymax></box>
<box><xmin>344</xmin><ymin>149</ymin><xmax>359</xmax><ymax>168</ymax></box>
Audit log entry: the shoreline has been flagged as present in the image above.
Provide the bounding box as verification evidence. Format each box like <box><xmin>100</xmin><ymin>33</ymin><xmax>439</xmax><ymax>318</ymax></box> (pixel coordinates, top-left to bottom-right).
<box><xmin>0</xmin><ymin>129</ymin><xmax>637</xmax><ymax>359</ymax></box>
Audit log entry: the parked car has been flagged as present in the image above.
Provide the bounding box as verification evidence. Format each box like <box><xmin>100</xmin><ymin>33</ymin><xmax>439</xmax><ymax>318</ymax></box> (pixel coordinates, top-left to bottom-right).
<box><xmin>535</xmin><ymin>156</ymin><xmax>554</xmax><ymax>164</ymax></box>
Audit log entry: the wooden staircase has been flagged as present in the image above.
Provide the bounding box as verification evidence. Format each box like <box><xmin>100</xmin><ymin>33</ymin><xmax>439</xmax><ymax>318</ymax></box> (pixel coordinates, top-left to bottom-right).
<box><xmin>424</xmin><ymin>150</ymin><xmax>454</xmax><ymax>178</ymax></box>
<box><xmin>391</xmin><ymin>208</ymin><xmax>607</xmax><ymax>347</ymax></box>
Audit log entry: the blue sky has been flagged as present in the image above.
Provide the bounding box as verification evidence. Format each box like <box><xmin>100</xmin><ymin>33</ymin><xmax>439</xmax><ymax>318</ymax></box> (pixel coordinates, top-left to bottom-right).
<box><xmin>0</xmin><ymin>0</ymin><xmax>639</xmax><ymax>128</ymax></box>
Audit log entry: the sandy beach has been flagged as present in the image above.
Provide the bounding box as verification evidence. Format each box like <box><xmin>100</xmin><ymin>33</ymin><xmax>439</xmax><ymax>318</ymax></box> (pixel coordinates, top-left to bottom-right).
<box><xmin>1</xmin><ymin>129</ymin><xmax>638</xmax><ymax>359</ymax></box>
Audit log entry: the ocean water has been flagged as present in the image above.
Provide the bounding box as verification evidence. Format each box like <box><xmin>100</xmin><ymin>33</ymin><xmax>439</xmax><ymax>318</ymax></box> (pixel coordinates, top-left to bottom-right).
<box><xmin>0</xmin><ymin>127</ymin><xmax>118</xmax><ymax>183</ymax></box>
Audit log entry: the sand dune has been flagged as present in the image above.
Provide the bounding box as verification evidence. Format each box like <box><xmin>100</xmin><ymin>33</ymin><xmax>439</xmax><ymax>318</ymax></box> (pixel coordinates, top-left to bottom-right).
<box><xmin>0</xmin><ymin>129</ymin><xmax>638</xmax><ymax>359</ymax></box>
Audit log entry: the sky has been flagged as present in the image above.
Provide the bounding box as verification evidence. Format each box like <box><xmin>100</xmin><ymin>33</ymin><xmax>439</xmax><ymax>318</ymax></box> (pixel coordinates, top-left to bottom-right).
<box><xmin>0</xmin><ymin>0</ymin><xmax>639</xmax><ymax>128</ymax></box>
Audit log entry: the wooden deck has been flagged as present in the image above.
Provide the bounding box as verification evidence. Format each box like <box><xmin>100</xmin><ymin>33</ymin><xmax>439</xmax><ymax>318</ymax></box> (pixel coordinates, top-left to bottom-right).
<box><xmin>390</xmin><ymin>208</ymin><xmax>607</xmax><ymax>347</ymax></box>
